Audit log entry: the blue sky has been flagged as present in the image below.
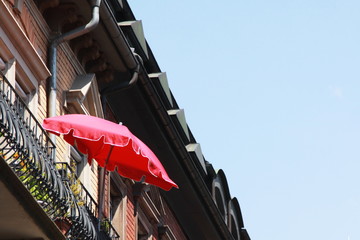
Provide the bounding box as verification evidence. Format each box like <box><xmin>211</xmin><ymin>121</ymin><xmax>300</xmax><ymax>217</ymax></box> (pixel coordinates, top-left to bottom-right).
<box><xmin>130</xmin><ymin>1</ymin><xmax>360</xmax><ymax>239</ymax></box>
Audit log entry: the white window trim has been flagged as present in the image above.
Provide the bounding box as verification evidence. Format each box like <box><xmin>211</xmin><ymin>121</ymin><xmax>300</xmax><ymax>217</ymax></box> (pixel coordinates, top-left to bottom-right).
<box><xmin>110</xmin><ymin>173</ymin><xmax>127</xmax><ymax>239</ymax></box>
<box><xmin>137</xmin><ymin>208</ymin><xmax>153</xmax><ymax>240</ymax></box>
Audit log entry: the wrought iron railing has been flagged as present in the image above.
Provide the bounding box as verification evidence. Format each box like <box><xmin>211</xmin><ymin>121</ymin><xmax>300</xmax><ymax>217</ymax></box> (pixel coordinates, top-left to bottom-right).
<box><xmin>57</xmin><ymin>162</ymin><xmax>120</xmax><ymax>240</ymax></box>
<box><xmin>100</xmin><ymin>218</ymin><xmax>120</xmax><ymax>240</ymax></box>
<box><xmin>0</xmin><ymin>71</ymin><xmax>97</xmax><ymax>239</ymax></box>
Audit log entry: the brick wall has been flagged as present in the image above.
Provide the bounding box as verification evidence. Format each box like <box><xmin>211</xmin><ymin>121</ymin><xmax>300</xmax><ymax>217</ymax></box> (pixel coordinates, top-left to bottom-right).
<box><xmin>123</xmin><ymin>182</ymin><xmax>187</xmax><ymax>240</ymax></box>
<box><xmin>126</xmin><ymin>181</ymin><xmax>137</xmax><ymax>240</ymax></box>
<box><xmin>162</xmin><ymin>201</ymin><xmax>187</xmax><ymax>239</ymax></box>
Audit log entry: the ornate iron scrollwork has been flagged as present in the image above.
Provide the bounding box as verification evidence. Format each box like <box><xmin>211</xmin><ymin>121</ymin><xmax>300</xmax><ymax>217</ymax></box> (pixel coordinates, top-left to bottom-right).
<box><xmin>0</xmin><ymin>71</ymin><xmax>97</xmax><ymax>239</ymax></box>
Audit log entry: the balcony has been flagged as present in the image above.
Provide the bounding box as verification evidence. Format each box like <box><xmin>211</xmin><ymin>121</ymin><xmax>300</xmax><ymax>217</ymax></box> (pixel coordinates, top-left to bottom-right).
<box><xmin>56</xmin><ymin>162</ymin><xmax>120</xmax><ymax>240</ymax></box>
<box><xmin>0</xmin><ymin>70</ymin><xmax>117</xmax><ymax>239</ymax></box>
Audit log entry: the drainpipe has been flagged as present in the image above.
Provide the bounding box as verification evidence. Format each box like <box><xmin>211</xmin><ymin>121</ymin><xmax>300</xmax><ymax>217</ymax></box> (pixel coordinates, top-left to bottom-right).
<box><xmin>98</xmin><ymin>53</ymin><xmax>141</xmax><ymax>230</ymax></box>
<box><xmin>45</xmin><ymin>1</ymin><xmax>101</xmax><ymax>238</ymax></box>
<box><xmin>96</xmin><ymin>5</ymin><xmax>143</xmax><ymax>223</ymax></box>
<box><xmin>100</xmin><ymin>53</ymin><xmax>142</xmax><ymax>113</ymax></box>
<box><xmin>47</xmin><ymin>0</ymin><xmax>102</xmax><ymax>143</ymax></box>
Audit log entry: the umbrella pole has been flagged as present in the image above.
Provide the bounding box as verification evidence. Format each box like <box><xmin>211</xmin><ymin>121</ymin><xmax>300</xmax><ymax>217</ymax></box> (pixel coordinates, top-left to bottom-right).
<box><xmin>98</xmin><ymin>145</ymin><xmax>114</xmax><ymax>231</ymax></box>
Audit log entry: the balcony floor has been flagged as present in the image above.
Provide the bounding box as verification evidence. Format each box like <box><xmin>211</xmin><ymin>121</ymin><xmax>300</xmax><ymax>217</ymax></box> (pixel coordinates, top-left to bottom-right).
<box><xmin>0</xmin><ymin>157</ymin><xmax>65</xmax><ymax>240</ymax></box>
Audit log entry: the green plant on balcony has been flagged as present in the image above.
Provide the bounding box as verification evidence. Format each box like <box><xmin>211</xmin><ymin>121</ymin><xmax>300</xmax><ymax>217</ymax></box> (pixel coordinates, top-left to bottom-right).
<box><xmin>68</xmin><ymin>160</ymin><xmax>84</xmax><ymax>207</ymax></box>
<box><xmin>100</xmin><ymin>218</ymin><xmax>111</xmax><ymax>233</ymax></box>
<box><xmin>17</xmin><ymin>159</ymin><xmax>50</xmax><ymax>203</ymax></box>
<box><xmin>1</xmin><ymin>152</ymin><xmax>52</xmax><ymax>207</ymax></box>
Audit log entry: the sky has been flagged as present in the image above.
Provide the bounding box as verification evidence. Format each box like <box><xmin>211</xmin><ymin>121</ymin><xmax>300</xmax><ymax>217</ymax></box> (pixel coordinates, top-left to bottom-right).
<box><xmin>129</xmin><ymin>1</ymin><xmax>360</xmax><ymax>239</ymax></box>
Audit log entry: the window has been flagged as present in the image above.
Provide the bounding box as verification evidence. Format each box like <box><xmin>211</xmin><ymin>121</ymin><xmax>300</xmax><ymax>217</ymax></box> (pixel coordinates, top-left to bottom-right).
<box><xmin>212</xmin><ymin>181</ymin><xmax>228</xmax><ymax>224</ymax></box>
<box><xmin>65</xmin><ymin>74</ymin><xmax>104</xmax><ymax>206</ymax></box>
<box><xmin>215</xmin><ymin>187</ymin><xmax>226</xmax><ymax>219</ymax></box>
<box><xmin>109</xmin><ymin>173</ymin><xmax>126</xmax><ymax>239</ymax></box>
<box><xmin>0</xmin><ymin>56</ymin><xmax>37</xmax><ymax>116</ymax></box>
<box><xmin>137</xmin><ymin>209</ymin><xmax>152</xmax><ymax>240</ymax></box>
<box><xmin>158</xmin><ymin>225</ymin><xmax>177</xmax><ymax>240</ymax></box>
<box><xmin>70</xmin><ymin>146</ymin><xmax>86</xmax><ymax>178</ymax></box>
<box><xmin>229</xmin><ymin>215</ymin><xmax>240</xmax><ymax>240</ymax></box>
<box><xmin>227</xmin><ymin>198</ymin><xmax>243</xmax><ymax>240</ymax></box>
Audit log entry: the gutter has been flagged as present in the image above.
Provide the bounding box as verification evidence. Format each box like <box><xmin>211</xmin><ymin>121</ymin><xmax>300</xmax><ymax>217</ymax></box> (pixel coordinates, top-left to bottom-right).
<box><xmin>98</xmin><ymin>1</ymin><xmax>144</xmax><ymax>116</ymax></box>
<box><xmin>46</xmin><ymin>0</ymin><xmax>142</xmax><ymax>229</ymax></box>
<box><xmin>47</xmin><ymin>0</ymin><xmax>140</xmax><ymax>120</ymax></box>
<box><xmin>99</xmin><ymin>53</ymin><xmax>142</xmax><ymax>112</ymax></box>
<box><xmin>46</xmin><ymin>1</ymin><xmax>102</xmax><ymax>237</ymax></box>
<box><xmin>99</xmin><ymin>1</ymin><xmax>138</xmax><ymax>70</ymax></box>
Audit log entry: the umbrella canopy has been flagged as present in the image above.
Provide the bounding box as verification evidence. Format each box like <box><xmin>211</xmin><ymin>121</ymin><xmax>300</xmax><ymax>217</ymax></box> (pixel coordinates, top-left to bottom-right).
<box><xmin>42</xmin><ymin>114</ymin><xmax>178</xmax><ymax>191</ymax></box>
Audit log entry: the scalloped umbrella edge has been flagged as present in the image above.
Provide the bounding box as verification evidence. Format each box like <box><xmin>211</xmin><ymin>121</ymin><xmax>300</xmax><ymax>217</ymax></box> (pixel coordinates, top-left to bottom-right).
<box><xmin>42</xmin><ymin>114</ymin><xmax>178</xmax><ymax>190</ymax></box>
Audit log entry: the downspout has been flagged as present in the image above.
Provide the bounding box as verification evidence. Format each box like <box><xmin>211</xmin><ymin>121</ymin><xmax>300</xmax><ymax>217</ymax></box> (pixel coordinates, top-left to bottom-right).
<box><xmin>47</xmin><ymin>0</ymin><xmax>102</xmax><ymax>142</ymax></box>
<box><xmin>96</xmin><ymin>4</ymin><xmax>143</xmax><ymax>223</ymax></box>
<box><xmin>98</xmin><ymin>53</ymin><xmax>141</xmax><ymax>228</ymax></box>
<box><xmin>100</xmin><ymin>53</ymin><xmax>142</xmax><ymax>112</ymax></box>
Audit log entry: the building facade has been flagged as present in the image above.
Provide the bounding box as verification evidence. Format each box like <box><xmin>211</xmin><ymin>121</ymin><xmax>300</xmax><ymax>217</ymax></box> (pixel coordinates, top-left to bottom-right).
<box><xmin>0</xmin><ymin>0</ymin><xmax>251</xmax><ymax>239</ymax></box>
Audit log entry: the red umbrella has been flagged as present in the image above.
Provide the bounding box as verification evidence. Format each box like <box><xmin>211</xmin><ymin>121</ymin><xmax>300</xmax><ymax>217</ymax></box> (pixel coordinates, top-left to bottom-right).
<box><xmin>42</xmin><ymin>114</ymin><xmax>178</xmax><ymax>191</ymax></box>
